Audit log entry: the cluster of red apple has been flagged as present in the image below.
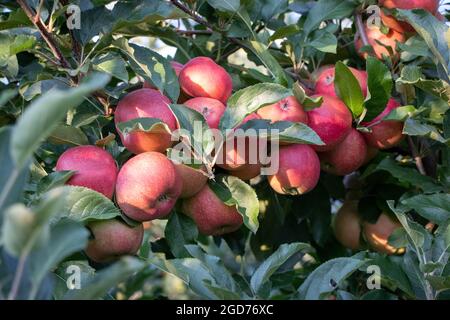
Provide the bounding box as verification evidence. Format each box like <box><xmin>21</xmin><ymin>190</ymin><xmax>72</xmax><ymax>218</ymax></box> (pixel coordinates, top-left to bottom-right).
<box><xmin>356</xmin><ymin>0</ymin><xmax>442</xmax><ymax>60</ymax></box>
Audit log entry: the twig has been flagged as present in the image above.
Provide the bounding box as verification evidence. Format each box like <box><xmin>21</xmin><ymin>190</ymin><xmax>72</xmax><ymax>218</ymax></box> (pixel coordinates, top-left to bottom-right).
<box><xmin>60</xmin><ymin>0</ymin><xmax>82</xmax><ymax>62</ymax></box>
<box><xmin>407</xmin><ymin>136</ymin><xmax>427</xmax><ymax>176</ymax></box>
<box><xmin>170</xmin><ymin>0</ymin><xmax>214</xmax><ymax>30</ymax></box>
<box><xmin>17</xmin><ymin>0</ymin><xmax>70</xmax><ymax>68</ymax></box>
<box><xmin>355</xmin><ymin>12</ymin><xmax>370</xmax><ymax>48</ymax></box>
<box><xmin>174</xmin><ymin>29</ymin><xmax>213</xmax><ymax>35</ymax></box>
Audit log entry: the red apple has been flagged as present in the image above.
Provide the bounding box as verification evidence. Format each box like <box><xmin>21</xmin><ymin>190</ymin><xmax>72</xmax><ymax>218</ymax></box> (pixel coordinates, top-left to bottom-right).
<box><xmin>320</xmin><ymin>128</ymin><xmax>368</xmax><ymax>176</ymax></box>
<box><xmin>315</xmin><ymin>66</ymin><xmax>368</xmax><ymax>98</ymax></box>
<box><xmin>116</xmin><ymin>152</ymin><xmax>182</xmax><ymax>221</ymax></box>
<box><xmin>363</xmin><ymin>145</ymin><xmax>379</xmax><ymax>164</ymax></box>
<box><xmin>334</xmin><ymin>201</ymin><xmax>362</xmax><ymax>250</ymax></box>
<box><xmin>307</xmin><ymin>95</ymin><xmax>353</xmax><ymax>152</ymax></box>
<box><xmin>362</xmin><ymin>99</ymin><xmax>404</xmax><ymax>149</ymax></box>
<box><xmin>355</xmin><ymin>25</ymin><xmax>406</xmax><ymax>60</ymax></box>
<box><xmin>182</xmin><ymin>184</ymin><xmax>243</xmax><ymax>236</ymax></box>
<box><xmin>256</xmin><ymin>96</ymin><xmax>308</xmax><ymax>124</ymax></box>
<box><xmin>379</xmin><ymin>0</ymin><xmax>439</xmax><ymax>13</ymax></box>
<box><xmin>115</xmin><ymin>88</ymin><xmax>177</xmax><ymax>154</ymax></box>
<box><xmin>184</xmin><ymin>97</ymin><xmax>226</xmax><ymax>129</ymax></box>
<box><xmin>268</xmin><ymin>144</ymin><xmax>320</xmax><ymax>195</ymax></box>
<box><xmin>363</xmin><ymin>212</ymin><xmax>404</xmax><ymax>255</ymax></box>
<box><xmin>85</xmin><ymin>219</ymin><xmax>144</xmax><ymax>263</ymax></box>
<box><xmin>216</xmin><ymin>135</ymin><xmax>263</xmax><ymax>172</ymax></box>
<box><xmin>227</xmin><ymin>163</ymin><xmax>262</xmax><ymax>181</ymax></box>
<box><xmin>56</xmin><ymin>145</ymin><xmax>118</xmax><ymax>199</ymax></box>
<box><xmin>179</xmin><ymin>56</ymin><xmax>233</xmax><ymax>103</ymax></box>
<box><xmin>175</xmin><ymin>164</ymin><xmax>208</xmax><ymax>198</ymax></box>
<box><xmin>380</xmin><ymin>9</ymin><xmax>415</xmax><ymax>33</ymax></box>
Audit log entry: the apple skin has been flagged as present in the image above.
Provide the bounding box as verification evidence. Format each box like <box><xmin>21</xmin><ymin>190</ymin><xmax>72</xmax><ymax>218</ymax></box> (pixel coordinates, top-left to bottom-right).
<box><xmin>179</xmin><ymin>56</ymin><xmax>233</xmax><ymax>103</ymax></box>
<box><xmin>355</xmin><ymin>25</ymin><xmax>406</xmax><ymax>60</ymax></box>
<box><xmin>85</xmin><ymin>219</ymin><xmax>144</xmax><ymax>263</ymax></box>
<box><xmin>307</xmin><ymin>95</ymin><xmax>353</xmax><ymax>152</ymax></box>
<box><xmin>362</xmin><ymin>99</ymin><xmax>404</xmax><ymax>150</ymax></box>
<box><xmin>315</xmin><ymin>66</ymin><xmax>368</xmax><ymax>98</ymax></box>
<box><xmin>56</xmin><ymin>145</ymin><xmax>118</xmax><ymax>199</ymax></box>
<box><xmin>379</xmin><ymin>0</ymin><xmax>439</xmax><ymax>13</ymax></box>
<box><xmin>115</xmin><ymin>88</ymin><xmax>178</xmax><ymax>154</ymax></box>
<box><xmin>182</xmin><ymin>184</ymin><xmax>243</xmax><ymax>236</ymax></box>
<box><xmin>116</xmin><ymin>152</ymin><xmax>182</xmax><ymax>221</ymax></box>
<box><xmin>184</xmin><ymin>97</ymin><xmax>226</xmax><ymax>129</ymax></box>
<box><xmin>320</xmin><ymin>128</ymin><xmax>368</xmax><ymax>176</ymax></box>
<box><xmin>175</xmin><ymin>164</ymin><xmax>208</xmax><ymax>198</ymax></box>
<box><xmin>268</xmin><ymin>144</ymin><xmax>320</xmax><ymax>195</ymax></box>
<box><xmin>363</xmin><ymin>212</ymin><xmax>404</xmax><ymax>255</ymax></box>
<box><xmin>363</xmin><ymin>145</ymin><xmax>379</xmax><ymax>165</ymax></box>
<box><xmin>380</xmin><ymin>10</ymin><xmax>415</xmax><ymax>33</ymax></box>
<box><xmin>256</xmin><ymin>96</ymin><xmax>308</xmax><ymax>124</ymax></box>
<box><xmin>334</xmin><ymin>201</ymin><xmax>362</xmax><ymax>250</ymax></box>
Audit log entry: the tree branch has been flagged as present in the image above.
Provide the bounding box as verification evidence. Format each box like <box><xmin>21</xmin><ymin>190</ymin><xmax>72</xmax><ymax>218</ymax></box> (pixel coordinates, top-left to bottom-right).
<box><xmin>17</xmin><ymin>0</ymin><xmax>70</xmax><ymax>68</ymax></box>
<box><xmin>170</xmin><ymin>0</ymin><xmax>214</xmax><ymax>30</ymax></box>
<box><xmin>407</xmin><ymin>136</ymin><xmax>427</xmax><ymax>176</ymax></box>
<box><xmin>355</xmin><ymin>12</ymin><xmax>370</xmax><ymax>48</ymax></box>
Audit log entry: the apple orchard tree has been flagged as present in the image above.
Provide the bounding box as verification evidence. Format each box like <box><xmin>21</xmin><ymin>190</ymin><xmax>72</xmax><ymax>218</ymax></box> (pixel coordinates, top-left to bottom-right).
<box><xmin>0</xmin><ymin>0</ymin><xmax>449</xmax><ymax>300</ymax></box>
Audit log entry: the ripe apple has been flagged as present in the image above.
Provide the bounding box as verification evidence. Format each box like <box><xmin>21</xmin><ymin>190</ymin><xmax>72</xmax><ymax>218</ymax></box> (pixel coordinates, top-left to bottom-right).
<box><xmin>116</xmin><ymin>152</ymin><xmax>182</xmax><ymax>221</ymax></box>
<box><xmin>216</xmin><ymin>134</ymin><xmax>264</xmax><ymax>171</ymax></box>
<box><xmin>355</xmin><ymin>25</ymin><xmax>406</xmax><ymax>60</ymax></box>
<box><xmin>256</xmin><ymin>96</ymin><xmax>308</xmax><ymax>124</ymax></box>
<box><xmin>320</xmin><ymin>128</ymin><xmax>368</xmax><ymax>176</ymax></box>
<box><xmin>268</xmin><ymin>144</ymin><xmax>320</xmax><ymax>195</ymax></box>
<box><xmin>380</xmin><ymin>10</ymin><xmax>415</xmax><ymax>33</ymax></box>
<box><xmin>184</xmin><ymin>97</ymin><xmax>226</xmax><ymax>129</ymax></box>
<box><xmin>56</xmin><ymin>145</ymin><xmax>118</xmax><ymax>199</ymax></box>
<box><xmin>362</xmin><ymin>99</ymin><xmax>404</xmax><ymax>149</ymax></box>
<box><xmin>115</xmin><ymin>88</ymin><xmax>178</xmax><ymax>154</ymax></box>
<box><xmin>307</xmin><ymin>95</ymin><xmax>353</xmax><ymax>152</ymax></box>
<box><xmin>315</xmin><ymin>66</ymin><xmax>368</xmax><ymax>98</ymax></box>
<box><xmin>175</xmin><ymin>163</ymin><xmax>208</xmax><ymax>198</ymax></box>
<box><xmin>85</xmin><ymin>219</ymin><xmax>144</xmax><ymax>263</ymax></box>
<box><xmin>182</xmin><ymin>184</ymin><xmax>243</xmax><ymax>236</ymax></box>
<box><xmin>363</xmin><ymin>212</ymin><xmax>404</xmax><ymax>255</ymax></box>
<box><xmin>363</xmin><ymin>145</ymin><xmax>379</xmax><ymax>164</ymax></box>
<box><xmin>179</xmin><ymin>56</ymin><xmax>233</xmax><ymax>103</ymax></box>
<box><xmin>334</xmin><ymin>201</ymin><xmax>362</xmax><ymax>250</ymax></box>
<box><xmin>379</xmin><ymin>0</ymin><xmax>439</xmax><ymax>13</ymax></box>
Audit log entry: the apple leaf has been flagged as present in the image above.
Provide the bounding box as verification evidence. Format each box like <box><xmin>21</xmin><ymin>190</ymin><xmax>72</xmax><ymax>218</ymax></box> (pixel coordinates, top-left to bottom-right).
<box><xmin>11</xmin><ymin>72</ymin><xmax>110</xmax><ymax>169</ymax></box>
<box><xmin>36</xmin><ymin>171</ymin><xmax>75</xmax><ymax>196</ymax></box>
<box><xmin>206</xmin><ymin>0</ymin><xmax>240</xmax><ymax>13</ymax></box>
<box><xmin>297</xmin><ymin>257</ymin><xmax>367</xmax><ymax>300</ymax></box>
<box><xmin>239</xmin><ymin>119</ymin><xmax>324</xmax><ymax>145</ymax></box>
<box><xmin>401</xmin><ymin>194</ymin><xmax>450</xmax><ymax>224</ymax></box>
<box><xmin>292</xmin><ymin>81</ymin><xmax>323</xmax><ymax>111</ymax></box>
<box><xmin>48</xmin><ymin>186</ymin><xmax>122</xmax><ymax>223</ymax></box>
<box><xmin>116</xmin><ymin>117</ymin><xmax>172</xmax><ymax>137</ymax></box>
<box><xmin>219</xmin><ymin>83</ymin><xmax>292</xmax><ymax>130</ymax></box>
<box><xmin>334</xmin><ymin>62</ymin><xmax>365</xmax><ymax>118</ymax></box>
<box><xmin>48</xmin><ymin>124</ymin><xmax>89</xmax><ymax>146</ymax></box>
<box><xmin>165</xmin><ymin>211</ymin><xmax>198</xmax><ymax>258</ymax></box>
<box><xmin>364</xmin><ymin>57</ymin><xmax>393</xmax><ymax>122</ymax></box>
<box><xmin>209</xmin><ymin>175</ymin><xmax>259</xmax><ymax>233</ymax></box>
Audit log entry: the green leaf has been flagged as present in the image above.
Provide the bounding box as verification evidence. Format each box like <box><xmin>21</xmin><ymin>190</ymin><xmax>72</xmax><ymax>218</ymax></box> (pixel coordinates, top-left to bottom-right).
<box><xmin>239</xmin><ymin>119</ymin><xmax>324</xmax><ymax>145</ymax></box>
<box><xmin>302</xmin><ymin>0</ymin><xmax>355</xmax><ymax>37</ymax></box>
<box><xmin>53</xmin><ymin>261</ymin><xmax>96</xmax><ymax>299</ymax></box>
<box><xmin>22</xmin><ymin>79</ymin><xmax>70</xmax><ymax>101</ymax></box>
<box><xmin>250</xmin><ymin>243</ymin><xmax>312</xmax><ymax>297</ymax></box>
<box><xmin>297</xmin><ymin>257</ymin><xmax>366</xmax><ymax>300</ymax></box>
<box><xmin>48</xmin><ymin>125</ymin><xmax>89</xmax><ymax>146</ymax></box>
<box><xmin>116</xmin><ymin>117</ymin><xmax>172</xmax><ymax>137</ymax></box>
<box><xmin>364</xmin><ymin>57</ymin><xmax>393</xmax><ymax>122</ymax></box>
<box><xmin>113</xmin><ymin>38</ymin><xmax>179</xmax><ymax>102</ymax></box>
<box><xmin>0</xmin><ymin>127</ymin><xmax>29</xmax><ymax>214</ymax></box>
<box><xmin>50</xmin><ymin>186</ymin><xmax>122</xmax><ymax>223</ymax></box>
<box><xmin>334</xmin><ymin>62</ymin><xmax>364</xmax><ymax>117</ymax></box>
<box><xmin>307</xmin><ymin>31</ymin><xmax>337</xmax><ymax>54</ymax></box>
<box><xmin>92</xmin><ymin>52</ymin><xmax>129</xmax><ymax>83</ymax></box>
<box><xmin>374</xmin><ymin>158</ymin><xmax>444</xmax><ymax>192</ymax></box>
<box><xmin>29</xmin><ymin>220</ymin><xmax>89</xmax><ymax>299</ymax></box>
<box><xmin>11</xmin><ymin>72</ymin><xmax>110</xmax><ymax>169</ymax></box>
<box><xmin>401</xmin><ymin>194</ymin><xmax>450</xmax><ymax>224</ymax></box>
<box><xmin>63</xmin><ymin>257</ymin><xmax>145</xmax><ymax>300</ymax></box>
<box><xmin>384</xmin><ymin>105</ymin><xmax>417</xmax><ymax>121</ymax></box>
<box><xmin>207</xmin><ymin>0</ymin><xmax>240</xmax><ymax>12</ymax></box>
<box><xmin>219</xmin><ymin>83</ymin><xmax>292</xmax><ymax>130</ymax></box>
<box><xmin>292</xmin><ymin>82</ymin><xmax>323</xmax><ymax>111</ymax></box>
<box><xmin>0</xmin><ymin>34</ymin><xmax>36</xmax><ymax>66</ymax></box>
<box><xmin>246</xmin><ymin>40</ymin><xmax>289</xmax><ymax>86</ymax></box>
<box><xmin>209</xmin><ymin>175</ymin><xmax>259</xmax><ymax>233</ymax></box>
<box><xmin>426</xmin><ymin>275</ymin><xmax>450</xmax><ymax>292</ymax></box>
<box><xmin>165</xmin><ymin>211</ymin><xmax>198</xmax><ymax>258</ymax></box>
<box><xmin>395</xmin><ymin>10</ymin><xmax>450</xmax><ymax>82</ymax></box>
<box><xmin>36</xmin><ymin>171</ymin><xmax>75</xmax><ymax>196</ymax></box>
<box><xmin>269</xmin><ymin>24</ymin><xmax>300</xmax><ymax>42</ymax></box>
